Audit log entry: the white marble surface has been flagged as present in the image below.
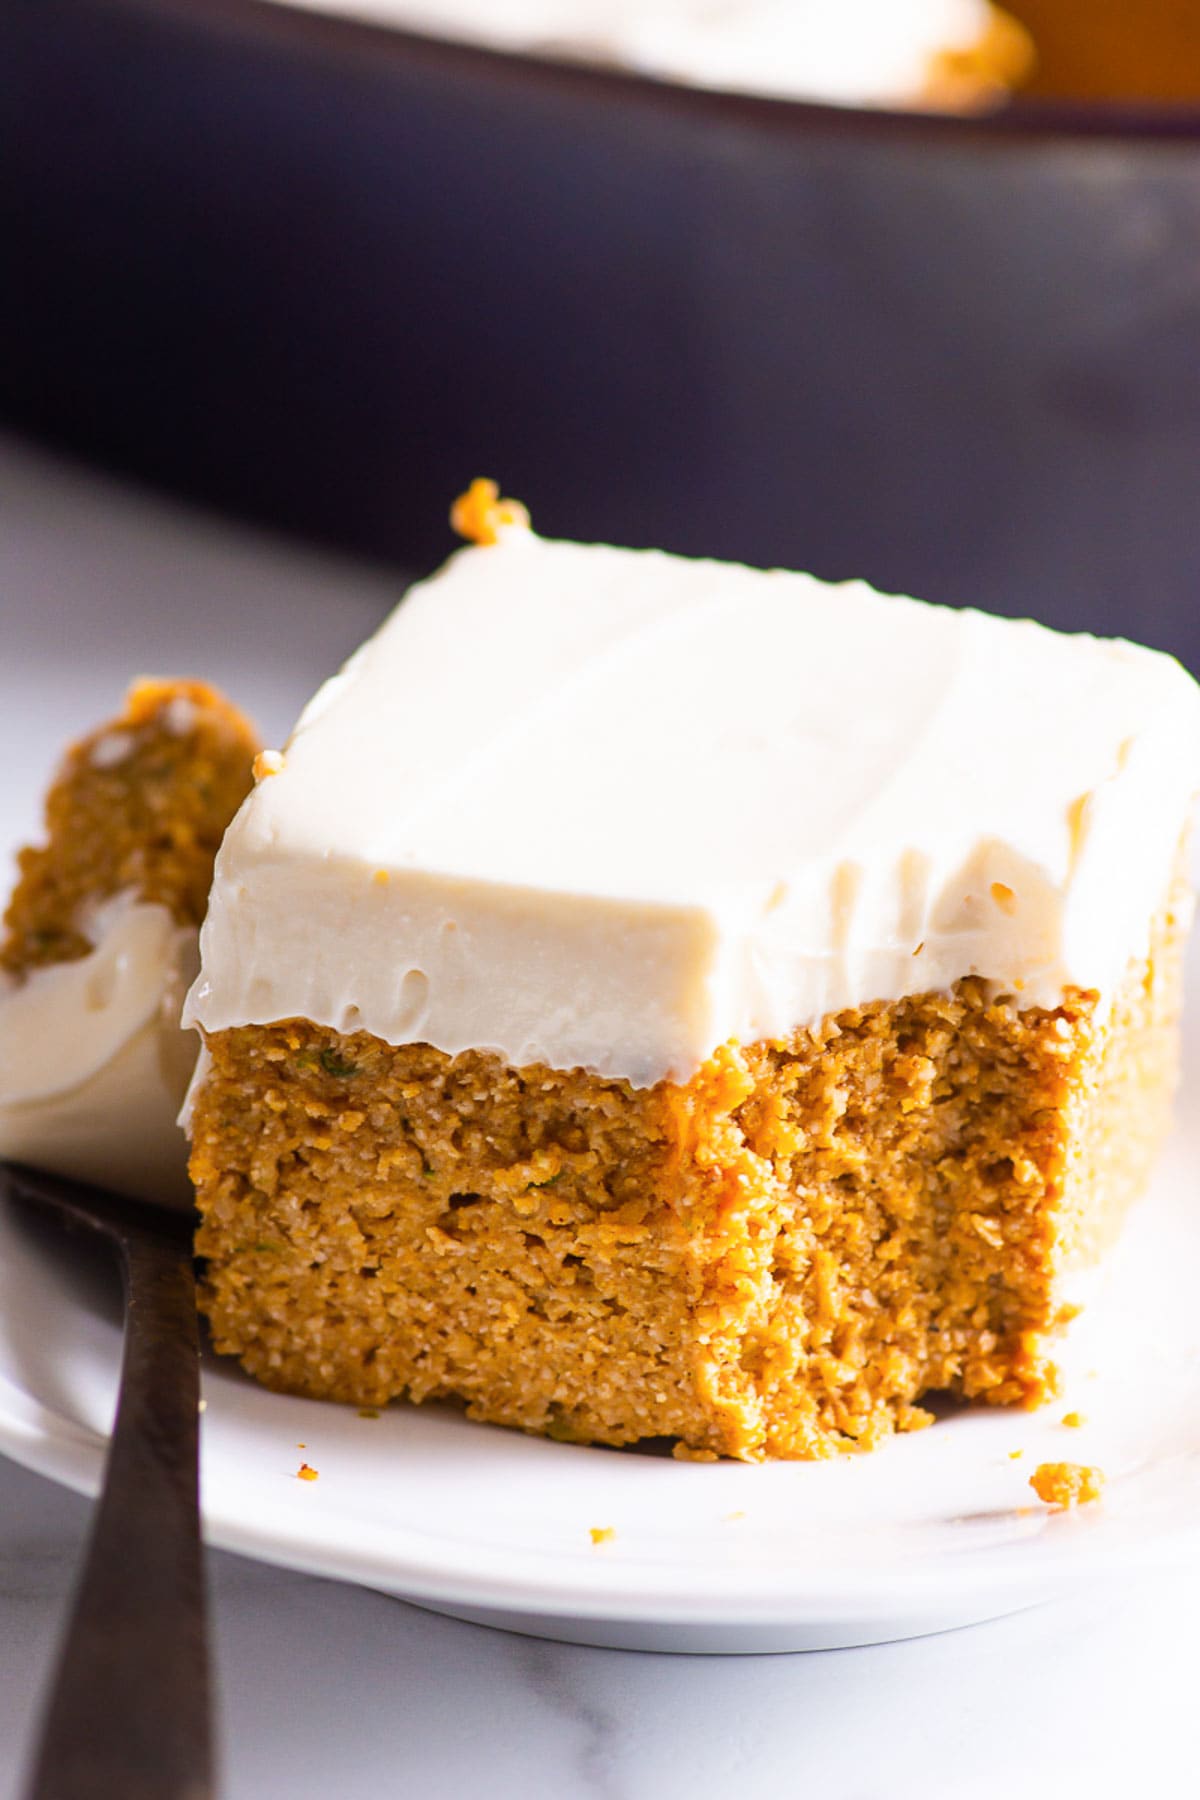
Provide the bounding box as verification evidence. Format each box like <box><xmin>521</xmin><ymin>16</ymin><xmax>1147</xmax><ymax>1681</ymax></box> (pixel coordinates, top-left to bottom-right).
<box><xmin>3</xmin><ymin>1452</ymin><xmax>1200</xmax><ymax>1800</ymax></box>
<box><xmin>1</xmin><ymin>434</ymin><xmax>1198</xmax><ymax>1799</ymax></box>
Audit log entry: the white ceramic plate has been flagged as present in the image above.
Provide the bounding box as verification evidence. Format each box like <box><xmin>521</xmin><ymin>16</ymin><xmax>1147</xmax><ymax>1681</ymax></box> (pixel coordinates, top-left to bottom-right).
<box><xmin>2</xmin><ymin>448</ymin><xmax>1199</xmax><ymax>1654</ymax></box>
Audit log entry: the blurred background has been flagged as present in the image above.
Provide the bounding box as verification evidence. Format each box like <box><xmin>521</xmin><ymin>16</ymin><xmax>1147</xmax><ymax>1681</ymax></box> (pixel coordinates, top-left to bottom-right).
<box><xmin>5</xmin><ymin>0</ymin><xmax>1200</xmax><ymax>664</ymax></box>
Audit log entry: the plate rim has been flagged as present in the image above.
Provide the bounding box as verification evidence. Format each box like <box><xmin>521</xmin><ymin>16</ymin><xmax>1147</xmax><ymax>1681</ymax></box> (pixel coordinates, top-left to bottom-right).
<box><xmin>2</xmin><ymin>1350</ymin><xmax>1198</xmax><ymax>1630</ymax></box>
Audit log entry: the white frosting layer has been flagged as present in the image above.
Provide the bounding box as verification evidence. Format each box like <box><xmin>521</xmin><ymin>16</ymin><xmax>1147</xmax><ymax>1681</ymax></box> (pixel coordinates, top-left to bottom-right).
<box><xmin>186</xmin><ymin>533</ymin><xmax>1200</xmax><ymax>1087</ymax></box>
<box><xmin>0</xmin><ymin>895</ymin><xmax>198</xmax><ymax>1205</ymax></box>
<box><xmin>269</xmin><ymin>0</ymin><xmax>999</xmax><ymax>108</ymax></box>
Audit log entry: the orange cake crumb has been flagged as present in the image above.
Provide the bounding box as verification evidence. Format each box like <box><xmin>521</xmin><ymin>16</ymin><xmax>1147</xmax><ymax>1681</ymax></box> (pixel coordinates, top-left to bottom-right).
<box><xmin>1030</xmin><ymin>1462</ymin><xmax>1105</xmax><ymax>1507</ymax></box>
<box><xmin>296</xmin><ymin>1463</ymin><xmax>319</xmax><ymax>1482</ymax></box>
<box><xmin>1061</xmin><ymin>1411</ymin><xmax>1087</xmax><ymax>1428</ymax></box>
<box><xmin>589</xmin><ymin>1527</ymin><xmax>616</xmax><ymax>1547</ymax></box>
<box><xmin>450</xmin><ymin>478</ymin><xmax>530</xmax><ymax>546</ymax></box>
<box><xmin>252</xmin><ymin>749</ymin><xmax>285</xmax><ymax>781</ymax></box>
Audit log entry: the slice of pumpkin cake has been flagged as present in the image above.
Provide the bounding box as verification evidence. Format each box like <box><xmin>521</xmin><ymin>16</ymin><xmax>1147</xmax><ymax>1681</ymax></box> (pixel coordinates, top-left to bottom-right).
<box><xmin>185</xmin><ymin>486</ymin><xmax>1200</xmax><ymax>1459</ymax></box>
<box><xmin>0</xmin><ymin>679</ymin><xmax>259</xmax><ymax>1205</ymax></box>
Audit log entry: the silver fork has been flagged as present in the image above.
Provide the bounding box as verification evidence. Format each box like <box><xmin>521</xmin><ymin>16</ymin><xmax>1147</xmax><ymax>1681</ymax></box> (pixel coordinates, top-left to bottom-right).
<box><xmin>1</xmin><ymin>1161</ymin><xmax>213</xmax><ymax>1800</ymax></box>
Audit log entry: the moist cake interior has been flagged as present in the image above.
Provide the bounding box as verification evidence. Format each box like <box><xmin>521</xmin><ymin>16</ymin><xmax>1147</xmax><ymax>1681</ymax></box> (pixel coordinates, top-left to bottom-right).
<box><xmin>192</xmin><ymin>862</ymin><xmax>1187</xmax><ymax>1461</ymax></box>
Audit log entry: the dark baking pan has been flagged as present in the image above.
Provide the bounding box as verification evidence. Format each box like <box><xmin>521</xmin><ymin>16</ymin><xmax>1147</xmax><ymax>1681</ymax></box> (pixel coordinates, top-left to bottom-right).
<box><xmin>5</xmin><ymin>0</ymin><xmax>1200</xmax><ymax>664</ymax></box>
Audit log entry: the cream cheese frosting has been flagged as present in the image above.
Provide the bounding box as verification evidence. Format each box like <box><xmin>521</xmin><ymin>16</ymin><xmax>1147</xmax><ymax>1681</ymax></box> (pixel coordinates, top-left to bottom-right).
<box><xmin>185</xmin><ymin>531</ymin><xmax>1200</xmax><ymax>1087</ymax></box>
<box><xmin>0</xmin><ymin>894</ymin><xmax>198</xmax><ymax>1204</ymax></box>
<box><xmin>268</xmin><ymin>0</ymin><xmax>1006</xmax><ymax>109</ymax></box>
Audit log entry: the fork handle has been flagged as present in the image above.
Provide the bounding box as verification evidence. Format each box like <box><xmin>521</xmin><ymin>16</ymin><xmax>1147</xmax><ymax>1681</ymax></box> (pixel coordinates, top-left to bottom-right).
<box><xmin>26</xmin><ymin>1229</ymin><xmax>213</xmax><ymax>1800</ymax></box>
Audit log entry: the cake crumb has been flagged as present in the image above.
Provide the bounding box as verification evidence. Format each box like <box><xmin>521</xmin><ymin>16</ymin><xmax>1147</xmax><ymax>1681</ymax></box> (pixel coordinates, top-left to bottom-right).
<box><xmin>1061</xmin><ymin>1410</ymin><xmax>1087</xmax><ymax>1428</ymax></box>
<box><xmin>1008</xmin><ymin>1448</ymin><xmax>1023</xmax><ymax>1460</ymax></box>
<box><xmin>451</xmin><ymin>478</ymin><xmax>530</xmax><ymax>546</ymax></box>
<box><xmin>253</xmin><ymin>749</ymin><xmax>286</xmax><ymax>782</ymax></box>
<box><xmin>724</xmin><ymin>1510</ymin><xmax>747</xmax><ymax>1522</ymax></box>
<box><xmin>589</xmin><ymin>1526</ymin><xmax>616</xmax><ymax>1547</ymax></box>
<box><xmin>1030</xmin><ymin>1462</ymin><xmax>1104</xmax><ymax>1508</ymax></box>
<box><xmin>358</xmin><ymin>1407</ymin><xmax>381</xmax><ymax>1419</ymax></box>
<box><xmin>296</xmin><ymin>1462</ymin><xmax>319</xmax><ymax>1482</ymax></box>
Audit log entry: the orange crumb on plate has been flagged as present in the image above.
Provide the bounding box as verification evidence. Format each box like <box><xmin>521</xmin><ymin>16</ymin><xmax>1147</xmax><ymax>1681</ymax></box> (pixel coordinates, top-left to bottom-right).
<box><xmin>297</xmin><ymin>1462</ymin><xmax>319</xmax><ymax>1482</ymax></box>
<box><xmin>1008</xmin><ymin>1449</ymin><xmax>1024</xmax><ymax>1460</ymax></box>
<box><xmin>589</xmin><ymin>1526</ymin><xmax>616</xmax><ymax>1547</ymax></box>
<box><xmin>1061</xmin><ymin>1411</ymin><xmax>1087</xmax><ymax>1428</ymax></box>
<box><xmin>1030</xmin><ymin>1462</ymin><xmax>1104</xmax><ymax>1508</ymax></box>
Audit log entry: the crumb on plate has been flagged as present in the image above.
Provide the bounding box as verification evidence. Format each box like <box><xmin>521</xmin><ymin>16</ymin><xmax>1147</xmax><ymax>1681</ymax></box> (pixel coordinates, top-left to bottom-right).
<box><xmin>1030</xmin><ymin>1461</ymin><xmax>1104</xmax><ymax>1508</ymax></box>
